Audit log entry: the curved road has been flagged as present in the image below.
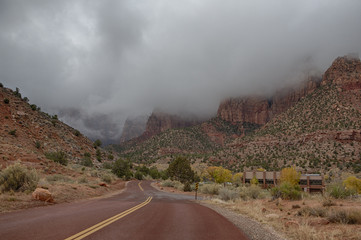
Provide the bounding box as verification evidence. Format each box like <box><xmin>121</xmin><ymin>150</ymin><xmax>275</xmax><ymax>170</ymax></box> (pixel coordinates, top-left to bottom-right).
<box><xmin>0</xmin><ymin>181</ymin><xmax>249</xmax><ymax>240</ymax></box>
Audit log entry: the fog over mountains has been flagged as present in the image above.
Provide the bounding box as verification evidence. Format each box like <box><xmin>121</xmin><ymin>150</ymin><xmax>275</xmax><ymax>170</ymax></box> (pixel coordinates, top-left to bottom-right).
<box><xmin>1</xmin><ymin>0</ymin><xmax>360</xmax><ymax>143</ymax></box>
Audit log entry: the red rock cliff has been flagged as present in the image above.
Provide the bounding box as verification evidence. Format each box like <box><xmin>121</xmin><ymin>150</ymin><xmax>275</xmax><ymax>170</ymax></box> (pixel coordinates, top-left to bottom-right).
<box><xmin>217</xmin><ymin>77</ymin><xmax>321</xmax><ymax>124</ymax></box>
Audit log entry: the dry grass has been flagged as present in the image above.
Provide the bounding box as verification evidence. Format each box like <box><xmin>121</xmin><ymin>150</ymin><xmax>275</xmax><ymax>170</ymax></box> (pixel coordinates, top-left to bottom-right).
<box><xmin>0</xmin><ymin>169</ymin><xmax>125</xmax><ymax>213</ymax></box>
<box><xmin>205</xmin><ymin>195</ymin><xmax>361</xmax><ymax>240</ymax></box>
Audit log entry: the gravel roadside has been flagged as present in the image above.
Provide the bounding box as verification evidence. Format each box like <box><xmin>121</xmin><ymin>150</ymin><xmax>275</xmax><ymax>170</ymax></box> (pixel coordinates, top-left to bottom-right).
<box><xmin>199</xmin><ymin>201</ymin><xmax>287</xmax><ymax>240</ymax></box>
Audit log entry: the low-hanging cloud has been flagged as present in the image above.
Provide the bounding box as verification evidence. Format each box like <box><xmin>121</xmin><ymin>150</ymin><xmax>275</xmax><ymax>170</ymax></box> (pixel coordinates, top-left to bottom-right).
<box><xmin>1</xmin><ymin>0</ymin><xmax>361</xmax><ymax>143</ymax></box>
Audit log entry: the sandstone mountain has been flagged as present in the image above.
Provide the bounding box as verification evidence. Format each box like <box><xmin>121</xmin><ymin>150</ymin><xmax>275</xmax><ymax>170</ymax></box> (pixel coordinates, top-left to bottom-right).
<box><xmin>217</xmin><ymin>76</ymin><xmax>321</xmax><ymax>125</ymax></box>
<box><xmin>113</xmin><ymin>55</ymin><xmax>361</xmax><ymax>175</ymax></box>
<box><xmin>0</xmin><ymin>86</ymin><xmax>106</xmax><ymax>171</ymax></box>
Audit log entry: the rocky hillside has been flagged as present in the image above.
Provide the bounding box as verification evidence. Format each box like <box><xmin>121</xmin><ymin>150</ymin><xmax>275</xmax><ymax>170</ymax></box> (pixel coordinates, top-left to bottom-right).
<box><xmin>119</xmin><ymin>116</ymin><xmax>148</xmax><ymax>143</ymax></box>
<box><xmin>0</xmin><ymin>86</ymin><xmax>107</xmax><ymax>171</ymax></box>
<box><xmin>114</xmin><ymin>55</ymin><xmax>361</xmax><ymax>175</ymax></box>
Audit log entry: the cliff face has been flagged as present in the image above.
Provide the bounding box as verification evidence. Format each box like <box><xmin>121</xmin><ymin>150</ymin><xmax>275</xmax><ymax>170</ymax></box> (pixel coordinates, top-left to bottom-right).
<box><xmin>143</xmin><ymin>111</ymin><xmax>200</xmax><ymax>137</ymax></box>
<box><xmin>217</xmin><ymin>77</ymin><xmax>321</xmax><ymax>124</ymax></box>
<box><xmin>119</xmin><ymin>116</ymin><xmax>147</xmax><ymax>143</ymax></box>
<box><xmin>217</xmin><ymin>97</ymin><xmax>270</xmax><ymax>125</ymax></box>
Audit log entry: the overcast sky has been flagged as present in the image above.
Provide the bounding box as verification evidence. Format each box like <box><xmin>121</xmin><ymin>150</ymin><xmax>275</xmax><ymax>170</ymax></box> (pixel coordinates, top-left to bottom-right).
<box><xmin>1</xmin><ymin>0</ymin><xmax>361</xmax><ymax>143</ymax></box>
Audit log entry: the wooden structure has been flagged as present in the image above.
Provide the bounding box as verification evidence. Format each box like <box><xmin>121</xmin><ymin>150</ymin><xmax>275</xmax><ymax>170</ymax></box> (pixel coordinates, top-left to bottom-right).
<box><xmin>242</xmin><ymin>171</ymin><xmax>324</xmax><ymax>192</ymax></box>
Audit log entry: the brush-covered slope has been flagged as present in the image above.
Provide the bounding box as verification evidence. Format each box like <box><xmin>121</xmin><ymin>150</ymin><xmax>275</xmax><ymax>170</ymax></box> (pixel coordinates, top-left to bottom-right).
<box><xmin>0</xmin><ymin>86</ymin><xmax>104</xmax><ymax>170</ymax></box>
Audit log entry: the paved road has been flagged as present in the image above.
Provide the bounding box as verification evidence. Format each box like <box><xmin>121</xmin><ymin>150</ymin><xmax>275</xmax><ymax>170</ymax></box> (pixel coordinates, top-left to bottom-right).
<box><xmin>0</xmin><ymin>181</ymin><xmax>249</xmax><ymax>240</ymax></box>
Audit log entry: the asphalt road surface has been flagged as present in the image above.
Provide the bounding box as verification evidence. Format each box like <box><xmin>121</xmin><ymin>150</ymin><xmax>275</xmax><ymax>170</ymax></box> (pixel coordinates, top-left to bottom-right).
<box><xmin>0</xmin><ymin>181</ymin><xmax>249</xmax><ymax>240</ymax></box>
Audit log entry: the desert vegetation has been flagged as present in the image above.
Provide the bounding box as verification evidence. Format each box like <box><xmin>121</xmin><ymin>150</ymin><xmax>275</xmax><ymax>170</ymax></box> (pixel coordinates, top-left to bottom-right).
<box><xmin>159</xmin><ymin>165</ymin><xmax>361</xmax><ymax>239</ymax></box>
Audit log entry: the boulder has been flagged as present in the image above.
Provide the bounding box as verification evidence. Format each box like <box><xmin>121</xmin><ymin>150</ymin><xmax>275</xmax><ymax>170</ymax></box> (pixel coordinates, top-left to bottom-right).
<box><xmin>32</xmin><ymin>188</ymin><xmax>54</xmax><ymax>203</ymax></box>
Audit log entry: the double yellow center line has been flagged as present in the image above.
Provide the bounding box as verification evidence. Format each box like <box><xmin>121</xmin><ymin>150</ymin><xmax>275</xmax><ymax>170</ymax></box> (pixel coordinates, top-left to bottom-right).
<box><xmin>65</xmin><ymin>196</ymin><xmax>152</xmax><ymax>240</ymax></box>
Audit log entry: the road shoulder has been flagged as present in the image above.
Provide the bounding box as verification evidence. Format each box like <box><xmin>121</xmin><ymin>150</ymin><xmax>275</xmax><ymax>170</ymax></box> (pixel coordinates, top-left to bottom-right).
<box><xmin>151</xmin><ymin>182</ymin><xmax>286</xmax><ymax>240</ymax></box>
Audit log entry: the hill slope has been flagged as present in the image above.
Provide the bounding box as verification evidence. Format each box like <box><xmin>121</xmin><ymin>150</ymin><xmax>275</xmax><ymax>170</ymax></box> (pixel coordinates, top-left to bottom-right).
<box><xmin>0</xmin><ymin>86</ymin><xmax>105</xmax><ymax>171</ymax></box>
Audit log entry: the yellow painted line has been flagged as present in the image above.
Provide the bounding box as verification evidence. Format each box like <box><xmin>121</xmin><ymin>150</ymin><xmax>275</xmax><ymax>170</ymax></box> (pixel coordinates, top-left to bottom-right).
<box><xmin>138</xmin><ymin>181</ymin><xmax>144</xmax><ymax>191</ymax></box>
<box><xmin>65</xmin><ymin>196</ymin><xmax>152</xmax><ymax>240</ymax></box>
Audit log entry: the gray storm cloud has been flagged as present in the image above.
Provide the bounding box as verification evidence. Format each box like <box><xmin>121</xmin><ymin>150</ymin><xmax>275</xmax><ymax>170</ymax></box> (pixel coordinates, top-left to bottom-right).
<box><xmin>1</xmin><ymin>0</ymin><xmax>361</xmax><ymax>143</ymax></box>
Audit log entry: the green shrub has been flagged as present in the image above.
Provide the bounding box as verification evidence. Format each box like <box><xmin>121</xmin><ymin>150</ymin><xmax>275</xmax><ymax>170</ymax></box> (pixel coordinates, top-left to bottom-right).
<box><xmin>93</xmin><ymin>139</ymin><xmax>102</xmax><ymax>148</ymax></box>
<box><xmin>200</xmin><ymin>183</ymin><xmax>221</xmax><ymax>195</ymax></box>
<box><xmin>4</xmin><ymin>98</ymin><xmax>9</xmax><ymax>104</ymax></box>
<box><xmin>167</xmin><ymin>156</ymin><xmax>195</xmax><ymax>184</ymax></box>
<box><xmin>149</xmin><ymin>166</ymin><xmax>160</xmax><ymax>179</ymax></box>
<box><xmin>96</xmin><ymin>149</ymin><xmax>102</xmax><ymax>162</ymax></box>
<box><xmin>9</xmin><ymin>129</ymin><xmax>17</xmax><ymax>136</ymax></box>
<box><xmin>134</xmin><ymin>171</ymin><xmax>143</xmax><ymax>180</ymax></box>
<box><xmin>0</xmin><ymin>162</ymin><xmax>39</xmax><ymax>192</ymax></box>
<box><xmin>0</xmin><ymin>82</ymin><xmax>3</xmax><ymax>87</ymax></box>
<box><xmin>328</xmin><ymin>209</ymin><xmax>361</xmax><ymax>224</ymax></box>
<box><xmin>35</xmin><ymin>141</ymin><xmax>41</xmax><ymax>149</ymax></box>
<box><xmin>183</xmin><ymin>182</ymin><xmax>192</xmax><ymax>192</ymax></box>
<box><xmin>326</xmin><ymin>182</ymin><xmax>355</xmax><ymax>199</ymax></box>
<box><xmin>14</xmin><ymin>87</ymin><xmax>21</xmax><ymax>98</ymax></box>
<box><xmin>80</xmin><ymin>156</ymin><xmax>93</xmax><ymax>167</ymax></box>
<box><xmin>45</xmin><ymin>151</ymin><xmax>68</xmax><ymax>166</ymax></box>
<box><xmin>240</xmin><ymin>185</ymin><xmax>265</xmax><ymax>200</ymax></box>
<box><xmin>102</xmin><ymin>162</ymin><xmax>113</xmax><ymax>169</ymax></box>
<box><xmin>74</xmin><ymin>130</ymin><xmax>80</xmax><ymax>136</ymax></box>
<box><xmin>161</xmin><ymin>180</ymin><xmax>184</xmax><ymax>190</ymax></box>
<box><xmin>78</xmin><ymin>176</ymin><xmax>88</xmax><ymax>184</ymax></box>
<box><xmin>101</xmin><ymin>174</ymin><xmax>113</xmax><ymax>184</ymax></box>
<box><xmin>111</xmin><ymin>158</ymin><xmax>132</xmax><ymax>180</ymax></box>
<box><xmin>271</xmin><ymin>182</ymin><xmax>302</xmax><ymax>200</ymax></box>
<box><xmin>161</xmin><ymin>179</ymin><xmax>176</xmax><ymax>187</ymax></box>
<box><xmin>30</xmin><ymin>104</ymin><xmax>37</xmax><ymax>111</ymax></box>
<box><xmin>218</xmin><ymin>187</ymin><xmax>239</xmax><ymax>201</ymax></box>
<box><xmin>159</xmin><ymin>170</ymin><xmax>168</xmax><ymax>180</ymax></box>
